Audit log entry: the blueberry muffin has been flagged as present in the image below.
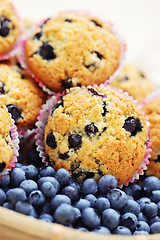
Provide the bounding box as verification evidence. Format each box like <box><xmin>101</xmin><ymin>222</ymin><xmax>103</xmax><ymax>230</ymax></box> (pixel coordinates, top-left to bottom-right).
<box><xmin>142</xmin><ymin>97</ymin><xmax>160</xmax><ymax>178</ymax></box>
<box><xmin>0</xmin><ymin>100</ymin><xmax>14</xmax><ymax>173</ymax></box>
<box><xmin>25</xmin><ymin>13</ymin><xmax>121</xmax><ymax>92</ymax></box>
<box><xmin>0</xmin><ymin>64</ymin><xmax>46</xmax><ymax>130</ymax></box>
<box><xmin>44</xmin><ymin>86</ymin><xmax>149</xmax><ymax>184</ymax></box>
<box><xmin>110</xmin><ymin>63</ymin><xmax>153</xmax><ymax>101</ymax></box>
<box><xmin>0</xmin><ymin>0</ymin><xmax>19</xmax><ymax>55</ymax></box>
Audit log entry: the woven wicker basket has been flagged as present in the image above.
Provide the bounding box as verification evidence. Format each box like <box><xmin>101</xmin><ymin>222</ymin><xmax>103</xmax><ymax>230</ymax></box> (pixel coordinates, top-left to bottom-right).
<box><xmin>0</xmin><ymin>207</ymin><xmax>159</xmax><ymax>240</ymax></box>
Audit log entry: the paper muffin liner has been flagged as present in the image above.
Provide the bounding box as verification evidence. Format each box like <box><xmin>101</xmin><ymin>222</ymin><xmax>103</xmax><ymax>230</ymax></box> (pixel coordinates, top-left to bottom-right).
<box><xmin>18</xmin><ymin>13</ymin><xmax>126</xmax><ymax>95</ymax></box>
<box><xmin>139</xmin><ymin>89</ymin><xmax>160</xmax><ymax>109</ymax></box>
<box><xmin>18</xmin><ymin>129</ymin><xmax>36</xmax><ymax>143</ymax></box>
<box><xmin>0</xmin><ymin>4</ymin><xmax>24</xmax><ymax>61</ymax></box>
<box><xmin>0</xmin><ymin>116</ymin><xmax>19</xmax><ymax>178</ymax></box>
<box><xmin>35</xmin><ymin>86</ymin><xmax>151</xmax><ymax>186</ymax></box>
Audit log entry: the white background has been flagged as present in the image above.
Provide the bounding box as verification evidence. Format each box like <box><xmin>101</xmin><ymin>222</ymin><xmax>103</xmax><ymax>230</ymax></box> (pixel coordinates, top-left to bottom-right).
<box><xmin>12</xmin><ymin>0</ymin><xmax>160</xmax><ymax>87</ymax></box>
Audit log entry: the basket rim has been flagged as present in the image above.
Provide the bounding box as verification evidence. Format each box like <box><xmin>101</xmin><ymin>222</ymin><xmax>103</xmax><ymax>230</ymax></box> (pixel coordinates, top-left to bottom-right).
<box><xmin>0</xmin><ymin>207</ymin><xmax>160</xmax><ymax>240</ymax></box>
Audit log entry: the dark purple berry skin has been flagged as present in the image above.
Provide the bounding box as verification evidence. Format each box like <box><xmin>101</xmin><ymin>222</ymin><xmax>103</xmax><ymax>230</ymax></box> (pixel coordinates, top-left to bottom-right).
<box><xmin>20</xmin><ymin>180</ymin><xmax>38</xmax><ymax>196</ymax></box>
<box><xmin>54</xmin><ymin>203</ymin><xmax>76</xmax><ymax>226</ymax></box>
<box><xmin>38</xmin><ymin>43</ymin><xmax>56</xmax><ymax>60</ymax></box>
<box><xmin>85</xmin><ymin>123</ymin><xmax>98</xmax><ymax>135</ymax></box>
<box><xmin>59</xmin><ymin>152</ymin><xmax>70</xmax><ymax>160</ymax></box>
<box><xmin>107</xmin><ymin>189</ymin><xmax>127</xmax><ymax>209</ymax></box>
<box><xmin>98</xmin><ymin>175</ymin><xmax>117</xmax><ymax>194</ymax></box>
<box><xmin>135</xmin><ymin>221</ymin><xmax>150</xmax><ymax>233</ymax></box>
<box><xmin>15</xmin><ymin>201</ymin><xmax>37</xmax><ymax>218</ymax></box>
<box><xmin>10</xmin><ymin>168</ymin><xmax>26</xmax><ymax>187</ymax></box>
<box><xmin>40</xmin><ymin>166</ymin><xmax>55</xmax><ymax>177</ymax></box>
<box><xmin>50</xmin><ymin>194</ymin><xmax>71</xmax><ymax>211</ymax></box>
<box><xmin>102</xmin><ymin>208</ymin><xmax>120</xmax><ymax>230</ymax></box>
<box><xmin>39</xmin><ymin>213</ymin><xmax>53</xmax><ymax>223</ymax></box>
<box><xmin>0</xmin><ymin>17</ymin><xmax>12</xmax><ymax>37</ymax></box>
<box><xmin>81</xmin><ymin>207</ymin><xmax>100</xmax><ymax>230</ymax></box>
<box><xmin>150</xmin><ymin>222</ymin><xmax>160</xmax><ymax>234</ymax></box>
<box><xmin>68</xmin><ymin>134</ymin><xmax>81</xmax><ymax>148</ymax></box>
<box><xmin>84</xmin><ymin>194</ymin><xmax>97</xmax><ymax>207</ymax></box>
<box><xmin>93</xmin><ymin>226</ymin><xmax>111</xmax><ymax>234</ymax></box>
<box><xmin>75</xmin><ymin>199</ymin><xmax>91</xmax><ymax>212</ymax></box>
<box><xmin>62</xmin><ymin>186</ymin><xmax>79</xmax><ymax>202</ymax></box>
<box><xmin>82</xmin><ymin>179</ymin><xmax>98</xmax><ymax>195</ymax></box>
<box><xmin>0</xmin><ymin>162</ymin><xmax>6</xmax><ymax>172</ymax></box>
<box><xmin>143</xmin><ymin>202</ymin><xmax>158</xmax><ymax>218</ymax></box>
<box><xmin>56</xmin><ymin>168</ymin><xmax>71</xmax><ymax>186</ymax></box>
<box><xmin>113</xmin><ymin>226</ymin><xmax>132</xmax><ymax>235</ymax></box>
<box><xmin>121</xmin><ymin>200</ymin><xmax>140</xmax><ymax>216</ymax></box>
<box><xmin>6</xmin><ymin>188</ymin><xmax>26</xmax><ymax>206</ymax></box>
<box><xmin>123</xmin><ymin>117</ymin><xmax>143</xmax><ymax>136</ymax></box>
<box><xmin>121</xmin><ymin>213</ymin><xmax>138</xmax><ymax>230</ymax></box>
<box><xmin>46</xmin><ymin>133</ymin><xmax>57</xmax><ymax>148</ymax></box>
<box><xmin>29</xmin><ymin>190</ymin><xmax>45</xmax><ymax>207</ymax></box>
<box><xmin>95</xmin><ymin>197</ymin><xmax>110</xmax><ymax>213</ymax></box>
<box><xmin>0</xmin><ymin>82</ymin><xmax>5</xmax><ymax>94</ymax></box>
<box><xmin>6</xmin><ymin>104</ymin><xmax>21</xmax><ymax>123</ymax></box>
<box><xmin>0</xmin><ymin>189</ymin><xmax>6</xmax><ymax>205</ymax></box>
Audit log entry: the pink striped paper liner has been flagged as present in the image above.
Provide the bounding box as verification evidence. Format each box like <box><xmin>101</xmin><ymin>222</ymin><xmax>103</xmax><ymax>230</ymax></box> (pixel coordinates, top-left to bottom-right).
<box><xmin>18</xmin><ymin>13</ymin><xmax>126</xmax><ymax>95</ymax></box>
<box><xmin>0</xmin><ymin>4</ymin><xmax>24</xmax><ymax>61</ymax></box>
<box><xmin>139</xmin><ymin>89</ymin><xmax>160</xmax><ymax>109</ymax></box>
<box><xmin>35</xmin><ymin>86</ymin><xmax>151</xmax><ymax>186</ymax></box>
<box><xmin>0</xmin><ymin>116</ymin><xmax>19</xmax><ymax>178</ymax></box>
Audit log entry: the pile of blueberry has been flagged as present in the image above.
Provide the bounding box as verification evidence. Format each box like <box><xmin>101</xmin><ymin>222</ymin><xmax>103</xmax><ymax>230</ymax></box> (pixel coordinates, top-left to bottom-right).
<box><xmin>0</xmin><ymin>150</ymin><xmax>160</xmax><ymax>235</ymax></box>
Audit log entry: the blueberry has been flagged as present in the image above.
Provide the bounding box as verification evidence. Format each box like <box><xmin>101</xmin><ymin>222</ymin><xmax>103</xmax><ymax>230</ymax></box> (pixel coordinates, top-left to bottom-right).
<box><xmin>39</xmin><ymin>213</ymin><xmax>53</xmax><ymax>223</ymax></box>
<box><xmin>0</xmin><ymin>189</ymin><xmax>6</xmax><ymax>205</ymax></box>
<box><xmin>29</xmin><ymin>190</ymin><xmax>45</xmax><ymax>207</ymax></box>
<box><xmin>69</xmin><ymin>179</ymin><xmax>81</xmax><ymax>193</ymax></box>
<box><xmin>143</xmin><ymin>202</ymin><xmax>158</xmax><ymax>218</ymax></box>
<box><xmin>38</xmin><ymin>177</ymin><xmax>60</xmax><ymax>192</ymax></box>
<box><xmin>121</xmin><ymin>200</ymin><xmax>140</xmax><ymax>216</ymax></box>
<box><xmin>39</xmin><ymin>166</ymin><xmax>55</xmax><ymax>177</ymax></box>
<box><xmin>102</xmin><ymin>208</ymin><xmax>120</xmax><ymax>230</ymax></box>
<box><xmin>0</xmin><ymin>162</ymin><xmax>6</xmax><ymax>172</ymax></box>
<box><xmin>0</xmin><ymin>82</ymin><xmax>5</xmax><ymax>94</ymax></box>
<box><xmin>130</xmin><ymin>184</ymin><xmax>142</xmax><ymax>200</ymax></box>
<box><xmin>151</xmin><ymin>190</ymin><xmax>160</xmax><ymax>203</ymax></box>
<box><xmin>50</xmin><ymin>194</ymin><xmax>71</xmax><ymax>211</ymax></box>
<box><xmin>38</xmin><ymin>43</ymin><xmax>56</xmax><ymax>60</ymax></box>
<box><xmin>59</xmin><ymin>152</ymin><xmax>70</xmax><ymax>160</ymax></box>
<box><xmin>107</xmin><ymin>189</ymin><xmax>127</xmax><ymax>209</ymax></box>
<box><xmin>41</xmin><ymin>202</ymin><xmax>53</xmax><ymax>215</ymax></box>
<box><xmin>158</xmin><ymin>202</ymin><xmax>160</xmax><ymax>215</ymax></box>
<box><xmin>64</xmin><ymin>19</ymin><xmax>72</xmax><ymax>23</ymax></box>
<box><xmin>90</xmin><ymin>19</ymin><xmax>102</xmax><ymax>28</ymax></box>
<box><xmin>133</xmin><ymin>230</ymin><xmax>149</xmax><ymax>235</ymax></box>
<box><xmin>95</xmin><ymin>197</ymin><xmax>110</xmax><ymax>213</ymax></box>
<box><xmin>62</xmin><ymin>186</ymin><xmax>79</xmax><ymax>202</ymax></box>
<box><xmin>113</xmin><ymin>226</ymin><xmax>132</xmax><ymax>235</ymax></box>
<box><xmin>46</xmin><ymin>133</ymin><xmax>57</xmax><ymax>148</ymax></box>
<box><xmin>22</xmin><ymin>165</ymin><xmax>38</xmax><ymax>180</ymax></box>
<box><xmin>7</xmin><ymin>104</ymin><xmax>21</xmax><ymax>123</ymax></box>
<box><xmin>123</xmin><ymin>117</ymin><xmax>143</xmax><ymax>136</ymax></box>
<box><xmin>34</xmin><ymin>31</ymin><xmax>42</xmax><ymax>40</ymax></box>
<box><xmin>0</xmin><ymin>17</ymin><xmax>12</xmax><ymax>37</ymax></box>
<box><xmin>121</xmin><ymin>213</ymin><xmax>138</xmax><ymax>230</ymax></box>
<box><xmin>81</xmin><ymin>207</ymin><xmax>100</xmax><ymax>230</ymax></box>
<box><xmin>121</xmin><ymin>186</ymin><xmax>132</xmax><ymax>196</ymax></box>
<box><xmin>77</xmin><ymin>227</ymin><xmax>88</xmax><ymax>232</ymax></box>
<box><xmin>0</xmin><ymin>174</ymin><xmax>10</xmax><ymax>187</ymax></box>
<box><xmin>150</xmin><ymin>222</ymin><xmax>160</xmax><ymax>234</ymax></box>
<box><xmin>82</xmin><ymin>178</ymin><xmax>98</xmax><ymax>195</ymax></box>
<box><xmin>68</xmin><ymin>134</ymin><xmax>81</xmax><ymax>148</ymax></box>
<box><xmin>54</xmin><ymin>203</ymin><xmax>76</xmax><ymax>226</ymax></box>
<box><xmin>56</xmin><ymin>168</ymin><xmax>71</xmax><ymax>186</ymax></box>
<box><xmin>135</xmin><ymin>221</ymin><xmax>150</xmax><ymax>233</ymax></box>
<box><xmin>142</xmin><ymin>176</ymin><xmax>160</xmax><ymax>196</ymax></box>
<box><xmin>98</xmin><ymin>175</ymin><xmax>117</xmax><ymax>194</ymax></box>
<box><xmin>85</xmin><ymin>123</ymin><xmax>98</xmax><ymax>135</ymax></box>
<box><xmin>6</xmin><ymin>188</ymin><xmax>26</xmax><ymax>206</ymax></box>
<box><xmin>73</xmin><ymin>207</ymin><xmax>81</xmax><ymax>221</ymax></box>
<box><xmin>15</xmin><ymin>201</ymin><xmax>37</xmax><ymax>217</ymax></box>
<box><xmin>149</xmin><ymin>216</ymin><xmax>160</xmax><ymax>225</ymax></box>
<box><xmin>75</xmin><ymin>199</ymin><xmax>91</xmax><ymax>212</ymax></box>
<box><xmin>137</xmin><ymin>197</ymin><xmax>151</xmax><ymax>211</ymax></box>
<box><xmin>93</xmin><ymin>226</ymin><xmax>111</xmax><ymax>234</ymax></box>
<box><xmin>20</xmin><ymin>179</ymin><xmax>38</xmax><ymax>195</ymax></box>
<box><xmin>14</xmin><ymin>162</ymin><xmax>23</xmax><ymax>168</ymax></box>
<box><xmin>2</xmin><ymin>202</ymin><xmax>13</xmax><ymax>210</ymax></box>
<box><xmin>40</xmin><ymin>181</ymin><xmax>58</xmax><ymax>198</ymax></box>
<box><xmin>10</xmin><ymin>168</ymin><xmax>26</xmax><ymax>187</ymax></box>
<box><xmin>84</xmin><ymin>194</ymin><xmax>97</xmax><ymax>207</ymax></box>
<box><xmin>138</xmin><ymin>212</ymin><xmax>148</xmax><ymax>223</ymax></box>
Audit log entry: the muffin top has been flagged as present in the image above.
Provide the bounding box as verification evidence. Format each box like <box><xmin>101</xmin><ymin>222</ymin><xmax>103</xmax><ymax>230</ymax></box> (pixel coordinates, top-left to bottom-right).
<box><xmin>0</xmin><ymin>99</ymin><xmax>14</xmax><ymax>173</ymax></box>
<box><xmin>44</xmin><ymin>86</ymin><xmax>148</xmax><ymax>184</ymax></box>
<box><xmin>25</xmin><ymin>12</ymin><xmax>121</xmax><ymax>92</ymax></box>
<box><xmin>0</xmin><ymin>64</ymin><xmax>46</xmax><ymax>130</ymax></box>
<box><xmin>110</xmin><ymin>63</ymin><xmax>153</xmax><ymax>101</ymax></box>
<box><xmin>0</xmin><ymin>0</ymin><xmax>19</xmax><ymax>55</ymax></box>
